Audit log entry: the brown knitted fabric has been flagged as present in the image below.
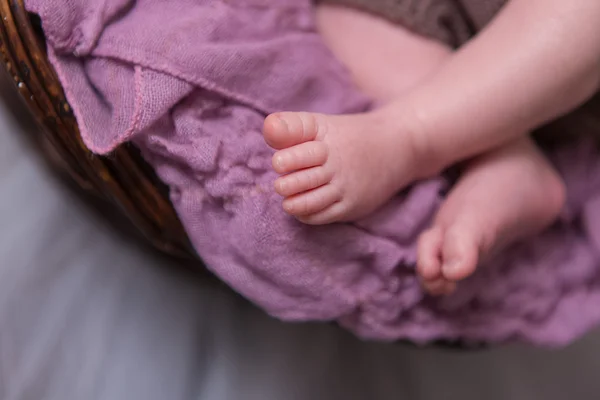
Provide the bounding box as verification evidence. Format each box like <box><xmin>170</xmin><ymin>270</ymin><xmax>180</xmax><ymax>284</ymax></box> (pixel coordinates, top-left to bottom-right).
<box><xmin>456</xmin><ymin>0</ymin><xmax>506</xmax><ymax>31</ymax></box>
<box><xmin>318</xmin><ymin>0</ymin><xmax>506</xmax><ymax>47</ymax></box>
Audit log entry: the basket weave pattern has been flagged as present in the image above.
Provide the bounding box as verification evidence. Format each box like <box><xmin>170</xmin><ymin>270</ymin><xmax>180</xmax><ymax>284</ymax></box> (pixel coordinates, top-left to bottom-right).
<box><xmin>0</xmin><ymin>0</ymin><xmax>195</xmax><ymax>258</ymax></box>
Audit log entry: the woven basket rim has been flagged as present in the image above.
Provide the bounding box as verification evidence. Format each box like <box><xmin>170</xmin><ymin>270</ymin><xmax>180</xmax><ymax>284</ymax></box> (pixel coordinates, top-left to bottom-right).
<box><xmin>0</xmin><ymin>0</ymin><xmax>197</xmax><ymax>259</ymax></box>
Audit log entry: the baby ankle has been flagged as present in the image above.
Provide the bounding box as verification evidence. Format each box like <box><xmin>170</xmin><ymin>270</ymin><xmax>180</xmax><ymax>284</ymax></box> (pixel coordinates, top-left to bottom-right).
<box><xmin>400</xmin><ymin>109</ymin><xmax>445</xmax><ymax>179</ymax></box>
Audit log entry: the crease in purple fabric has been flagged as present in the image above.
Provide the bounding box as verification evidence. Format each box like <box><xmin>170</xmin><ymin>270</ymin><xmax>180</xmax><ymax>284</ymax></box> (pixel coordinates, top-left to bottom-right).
<box><xmin>26</xmin><ymin>0</ymin><xmax>600</xmax><ymax>346</ymax></box>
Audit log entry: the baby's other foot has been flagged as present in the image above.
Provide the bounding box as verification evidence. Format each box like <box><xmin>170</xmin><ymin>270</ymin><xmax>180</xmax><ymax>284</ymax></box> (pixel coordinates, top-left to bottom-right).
<box><xmin>417</xmin><ymin>137</ymin><xmax>565</xmax><ymax>295</ymax></box>
<box><xmin>263</xmin><ymin>110</ymin><xmax>434</xmax><ymax>224</ymax></box>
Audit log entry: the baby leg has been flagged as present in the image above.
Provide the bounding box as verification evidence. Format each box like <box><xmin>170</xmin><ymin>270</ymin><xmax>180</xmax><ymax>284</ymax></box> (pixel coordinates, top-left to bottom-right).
<box><xmin>263</xmin><ymin>5</ymin><xmax>451</xmax><ymax>223</ymax></box>
<box><xmin>417</xmin><ymin>137</ymin><xmax>565</xmax><ymax>295</ymax></box>
<box><xmin>314</xmin><ymin>4</ymin><xmax>451</xmax><ymax>102</ymax></box>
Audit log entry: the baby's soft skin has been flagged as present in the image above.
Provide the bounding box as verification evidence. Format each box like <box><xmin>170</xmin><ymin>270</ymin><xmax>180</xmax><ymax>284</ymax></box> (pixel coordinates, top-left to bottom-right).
<box><xmin>263</xmin><ymin>0</ymin><xmax>600</xmax><ymax>294</ymax></box>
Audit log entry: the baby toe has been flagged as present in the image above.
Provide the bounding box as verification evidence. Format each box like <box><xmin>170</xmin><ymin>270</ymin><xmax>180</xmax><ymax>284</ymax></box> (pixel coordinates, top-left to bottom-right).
<box><xmin>295</xmin><ymin>201</ymin><xmax>349</xmax><ymax>225</ymax></box>
<box><xmin>272</xmin><ymin>141</ymin><xmax>328</xmax><ymax>174</ymax></box>
<box><xmin>263</xmin><ymin>112</ymin><xmax>320</xmax><ymax>150</ymax></box>
<box><xmin>282</xmin><ymin>184</ymin><xmax>341</xmax><ymax>217</ymax></box>
<box><xmin>441</xmin><ymin>226</ymin><xmax>480</xmax><ymax>282</ymax></box>
<box><xmin>417</xmin><ymin>227</ymin><xmax>444</xmax><ymax>281</ymax></box>
<box><xmin>274</xmin><ymin>166</ymin><xmax>333</xmax><ymax>197</ymax></box>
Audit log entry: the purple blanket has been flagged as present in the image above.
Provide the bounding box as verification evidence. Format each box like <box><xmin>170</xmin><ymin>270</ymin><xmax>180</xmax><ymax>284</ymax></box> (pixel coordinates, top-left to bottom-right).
<box><xmin>26</xmin><ymin>0</ymin><xmax>600</xmax><ymax>346</ymax></box>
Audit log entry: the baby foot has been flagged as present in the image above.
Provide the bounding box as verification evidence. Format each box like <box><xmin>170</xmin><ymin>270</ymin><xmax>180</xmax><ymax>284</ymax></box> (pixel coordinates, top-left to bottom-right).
<box><xmin>417</xmin><ymin>138</ymin><xmax>566</xmax><ymax>295</ymax></box>
<box><xmin>263</xmin><ymin>110</ymin><xmax>435</xmax><ymax>224</ymax></box>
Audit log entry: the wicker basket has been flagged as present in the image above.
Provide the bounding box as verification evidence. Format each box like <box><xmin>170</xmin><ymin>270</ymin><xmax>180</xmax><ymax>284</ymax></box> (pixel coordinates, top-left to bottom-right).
<box><xmin>0</xmin><ymin>0</ymin><xmax>196</xmax><ymax>259</ymax></box>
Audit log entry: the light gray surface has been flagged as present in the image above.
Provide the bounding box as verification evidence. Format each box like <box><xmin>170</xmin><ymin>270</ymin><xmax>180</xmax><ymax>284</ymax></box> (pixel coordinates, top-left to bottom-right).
<box><xmin>1</xmin><ymin>75</ymin><xmax>600</xmax><ymax>400</ymax></box>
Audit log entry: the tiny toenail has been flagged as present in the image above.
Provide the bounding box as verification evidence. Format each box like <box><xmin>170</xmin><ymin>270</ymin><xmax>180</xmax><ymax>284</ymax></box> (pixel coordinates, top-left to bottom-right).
<box><xmin>443</xmin><ymin>260</ymin><xmax>461</xmax><ymax>274</ymax></box>
<box><xmin>277</xmin><ymin>180</ymin><xmax>286</xmax><ymax>192</ymax></box>
<box><xmin>274</xmin><ymin>155</ymin><xmax>284</xmax><ymax>169</ymax></box>
<box><xmin>276</xmin><ymin>115</ymin><xmax>289</xmax><ymax>131</ymax></box>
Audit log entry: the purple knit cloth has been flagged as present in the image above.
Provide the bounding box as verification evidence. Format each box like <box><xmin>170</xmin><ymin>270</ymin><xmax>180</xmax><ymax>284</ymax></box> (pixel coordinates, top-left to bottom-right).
<box><xmin>26</xmin><ymin>0</ymin><xmax>600</xmax><ymax>346</ymax></box>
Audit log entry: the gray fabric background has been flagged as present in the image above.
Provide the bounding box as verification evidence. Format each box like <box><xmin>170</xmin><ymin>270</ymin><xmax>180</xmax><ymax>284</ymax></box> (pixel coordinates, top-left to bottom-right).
<box><xmin>1</xmin><ymin>72</ymin><xmax>600</xmax><ymax>400</ymax></box>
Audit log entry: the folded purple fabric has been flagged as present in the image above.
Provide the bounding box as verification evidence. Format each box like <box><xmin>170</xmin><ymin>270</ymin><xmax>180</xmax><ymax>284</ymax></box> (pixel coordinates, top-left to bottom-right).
<box><xmin>26</xmin><ymin>0</ymin><xmax>600</xmax><ymax>346</ymax></box>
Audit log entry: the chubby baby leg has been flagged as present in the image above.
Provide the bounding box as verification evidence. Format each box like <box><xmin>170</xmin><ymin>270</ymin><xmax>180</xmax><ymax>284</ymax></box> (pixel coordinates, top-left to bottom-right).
<box><xmin>315</xmin><ymin>4</ymin><xmax>451</xmax><ymax>102</ymax></box>
<box><xmin>417</xmin><ymin>137</ymin><xmax>566</xmax><ymax>295</ymax></box>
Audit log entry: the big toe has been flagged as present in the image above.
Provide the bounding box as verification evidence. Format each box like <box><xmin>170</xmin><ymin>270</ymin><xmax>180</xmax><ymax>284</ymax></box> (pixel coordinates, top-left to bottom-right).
<box><xmin>440</xmin><ymin>226</ymin><xmax>480</xmax><ymax>282</ymax></box>
<box><xmin>263</xmin><ymin>112</ymin><xmax>321</xmax><ymax>150</ymax></box>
